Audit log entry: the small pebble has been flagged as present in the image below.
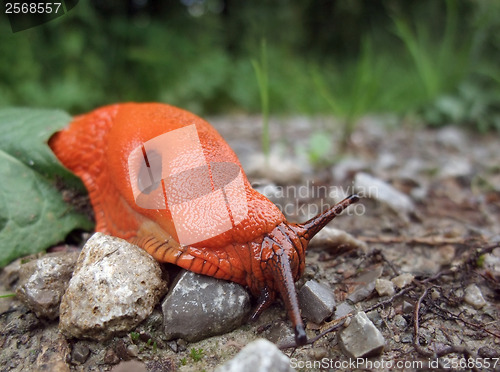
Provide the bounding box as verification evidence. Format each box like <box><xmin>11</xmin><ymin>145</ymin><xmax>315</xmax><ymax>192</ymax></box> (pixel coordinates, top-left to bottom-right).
<box><xmin>366</xmin><ymin>310</ymin><xmax>384</xmax><ymax>328</ymax></box>
<box><xmin>375</xmin><ymin>278</ymin><xmax>395</xmax><ymax>297</ymax></box>
<box><xmin>176</xmin><ymin>339</ymin><xmax>187</xmax><ymax>352</ymax></box>
<box><xmin>464</xmin><ymin>284</ymin><xmax>487</xmax><ymax>309</ymax></box>
<box><xmin>391</xmin><ymin>273</ymin><xmax>414</xmax><ymax>289</ymax></box>
<box><xmin>71</xmin><ymin>343</ymin><xmax>90</xmax><ymax>364</ymax></box>
<box><xmin>298</xmin><ymin>280</ymin><xmax>336</xmax><ymax>324</ymax></box>
<box><xmin>104</xmin><ymin>349</ymin><xmax>120</xmax><ymax>365</ymax></box>
<box><xmin>430</xmin><ymin>288</ymin><xmax>440</xmax><ymax>300</ymax></box>
<box><xmin>339</xmin><ymin>312</ymin><xmax>385</xmax><ymax>358</ymax></box>
<box><xmin>167</xmin><ymin>341</ymin><xmax>178</xmax><ymax>353</ymax></box>
<box><xmin>309</xmin><ymin>227</ymin><xmax>368</xmax><ymax>253</ymax></box>
<box><xmin>126</xmin><ymin>344</ymin><xmax>139</xmax><ymax>358</ymax></box>
<box><xmin>402</xmin><ymin>301</ymin><xmax>414</xmax><ymax>314</ymax></box>
<box><xmin>114</xmin><ymin>340</ymin><xmax>130</xmax><ymax>361</ymax></box>
<box><xmin>393</xmin><ymin>314</ymin><xmax>407</xmax><ymax>329</ymax></box>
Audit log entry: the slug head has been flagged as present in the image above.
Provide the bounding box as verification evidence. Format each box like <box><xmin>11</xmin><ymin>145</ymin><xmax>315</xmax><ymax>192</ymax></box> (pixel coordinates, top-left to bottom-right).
<box><xmin>253</xmin><ymin>195</ymin><xmax>360</xmax><ymax>346</ymax></box>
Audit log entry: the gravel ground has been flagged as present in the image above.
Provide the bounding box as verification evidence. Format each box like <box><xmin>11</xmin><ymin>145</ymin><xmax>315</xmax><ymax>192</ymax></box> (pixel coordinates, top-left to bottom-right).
<box><xmin>1</xmin><ymin>115</ymin><xmax>499</xmax><ymax>371</ymax></box>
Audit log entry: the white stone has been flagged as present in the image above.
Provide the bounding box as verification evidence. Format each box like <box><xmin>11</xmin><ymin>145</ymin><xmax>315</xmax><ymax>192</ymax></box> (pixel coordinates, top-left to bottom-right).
<box><xmin>59</xmin><ymin>233</ymin><xmax>167</xmax><ymax>340</ymax></box>
<box><xmin>309</xmin><ymin>227</ymin><xmax>368</xmax><ymax>253</ymax></box>
<box><xmin>464</xmin><ymin>284</ymin><xmax>487</xmax><ymax>309</ymax></box>
<box><xmin>215</xmin><ymin>339</ymin><xmax>293</xmax><ymax>372</ymax></box>
<box><xmin>354</xmin><ymin>172</ymin><xmax>415</xmax><ymax>220</ymax></box>
<box><xmin>375</xmin><ymin>278</ymin><xmax>395</xmax><ymax>297</ymax></box>
<box><xmin>391</xmin><ymin>273</ymin><xmax>414</xmax><ymax>289</ymax></box>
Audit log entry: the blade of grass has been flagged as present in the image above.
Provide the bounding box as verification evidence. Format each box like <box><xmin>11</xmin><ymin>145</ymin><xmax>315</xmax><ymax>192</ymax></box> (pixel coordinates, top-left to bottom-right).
<box><xmin>251</xmin><ymin>39</ymin><xmax>270</xmax><ymax>160</ymax></box>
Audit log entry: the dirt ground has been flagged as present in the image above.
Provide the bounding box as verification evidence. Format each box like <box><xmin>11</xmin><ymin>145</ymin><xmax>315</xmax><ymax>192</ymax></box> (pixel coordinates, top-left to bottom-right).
<box><xmin>1</xmin><ymin>115</ymin><xmax>499</xmax><ymax>371</ymax></box>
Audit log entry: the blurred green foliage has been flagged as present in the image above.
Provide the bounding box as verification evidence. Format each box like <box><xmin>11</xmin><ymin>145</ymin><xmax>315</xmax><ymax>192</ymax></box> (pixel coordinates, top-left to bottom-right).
<box><xmin>0</xmin><ymin>0</ymin><xmax>499</xmax><ymax>131</ymax></box>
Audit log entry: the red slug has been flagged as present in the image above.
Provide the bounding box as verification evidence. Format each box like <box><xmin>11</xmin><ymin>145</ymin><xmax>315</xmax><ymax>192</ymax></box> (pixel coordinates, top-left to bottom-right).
<box><xmin>49</xmin><ymin>103</ymin><xmax>359</xmax><ymax>346</ymax></box>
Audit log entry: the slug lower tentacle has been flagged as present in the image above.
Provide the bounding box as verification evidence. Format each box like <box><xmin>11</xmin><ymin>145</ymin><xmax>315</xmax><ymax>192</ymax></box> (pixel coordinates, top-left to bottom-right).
<box><xmin>49</xmin><ymin>103</ymin><xmax>359</xmax><ymax>346</ymax></box>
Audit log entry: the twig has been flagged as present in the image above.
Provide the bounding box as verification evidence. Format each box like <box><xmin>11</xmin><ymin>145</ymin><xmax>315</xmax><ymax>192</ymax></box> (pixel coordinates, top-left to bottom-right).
<box><xmin>278</xmin><ymin>315</ymin><xmax>350</xmax><ymax>350</ymax></box>
<box><xmin>357</xmin><ymin>235</ymin><xmax>468</xmax><ymax>246</ymax></box>
<box><xmin>413</xmin><ymin>285</ymin><xmax>435</xmax><ymax>357</ymax></box>
<box><xmin>432</xmin><ymin>304</ymin><xmax>500</xmax><ymax>339</ymax></box>
<box><xmin>363</xmin><ymin>287</ymin><xmax>412</xmax><ymax>313</ymax></box>
<box><xmin>373</xmin><ymin>249</ymin><xmax>400</xmax><ymax>276</ymax></box>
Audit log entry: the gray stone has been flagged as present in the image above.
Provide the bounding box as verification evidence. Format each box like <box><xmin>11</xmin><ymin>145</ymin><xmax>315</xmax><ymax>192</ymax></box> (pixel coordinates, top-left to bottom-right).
<box><xmin>0</xmin><ymin>257</ymin><xmax>23</xmax><ymax>289</ymax></box>
<box><xmin>59</xmin><ymin>233</ymin><xmax>167</xmax><ymax>341</ymax></box>
<box><xmin>464</xmin><ymin>284</ymin><xmax>487</xmax><ymax>309</ymax></box>
<box><xmin>366</xmin><ymin>310</ymin><xmax>384</xmax><ymax>328</ymax></box>
<box><xmin>393</xmin><ymin>314</ymin><xmax>408</xmax><ymax>329</ymax></box>
<box><xmin>436</xmin><ymin>126</ymin><xmax>467</xmax><ymax>150</ymax></box>
<box><xmin>340</xmin><ymin>311</ymin><xmax>385</xmax><ymax>358</ymax></box>
<box><xmin>71</xmin><ymin>342</ymin><xmax>90</xmax><ymax>364</ymax></box>
<box><xmin>162</xmin><ymin>270</ymin><xmax>251</xmax><ymax>342</ymax></box>
<box><xmin>214</xmin><ymin>339</ymin><xmax>293</xmax><ymax>372</ymax></box>
<box><xmin>439</xmin><ymin>156</ymin><xmax>473</xmax><ymax>179</ymax></box>
<box><xmin>402</xmin><ymin>301</ymin><xmax>414</xmax><ymax>314</ymax></box>
<box><xmin>16</xmin><ymin>252</ymin><xmax>80</xmax><ymax>319</ymax></box>
<box><xmin>347</xmin><ymin>266</ymin><xmax>383</xmax><ymax>303</ymax></box>
<box><xmin>331</xmin><ymin>157</ymin><xmax>367</xmax><ymax>182</ymax></box>
<box><xmin>298</xmin><ymin>280</ymin><xmax>336</xmax><ymax>324</ymax></box>
<box><xmin>354</xmin><ymin>172</ymin><xmax>415</xmax><ymax>221</ymax></box>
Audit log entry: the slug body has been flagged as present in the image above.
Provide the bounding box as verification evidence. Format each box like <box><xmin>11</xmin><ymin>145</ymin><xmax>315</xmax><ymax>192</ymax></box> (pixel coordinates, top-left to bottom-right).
<box><xmin>49</xmin><ymin>103</ymin><xmax>358</xmax><ymax>345</ymax></box>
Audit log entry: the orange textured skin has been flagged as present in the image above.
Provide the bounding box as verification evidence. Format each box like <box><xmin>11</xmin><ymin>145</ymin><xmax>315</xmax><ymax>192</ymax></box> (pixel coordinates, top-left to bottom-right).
<box><xmin>49</xmin><ymin>103</ymin><xmax>290</xmax><ymax>284</ymax></box>
<box><xmin>49</xmin><ymin>103</ymin><xmax>359</xmax><ymax>346</ymax></box>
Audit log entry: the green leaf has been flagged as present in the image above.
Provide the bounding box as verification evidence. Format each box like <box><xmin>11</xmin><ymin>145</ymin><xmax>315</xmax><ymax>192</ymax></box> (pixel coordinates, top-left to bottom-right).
<box><xmin>0</xmin><ymin>108</ymin><xmax>84</xmax><ymax>189</ymax></box>
<box><xmin>308</xmin><ymin>131</ymin><xmax>334</xmax><ymax>166</ymax></box>
<box><xmin>0</xmin><ymin>108</ymin><xmax>93</xmax><ymax>267</ymax></box>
